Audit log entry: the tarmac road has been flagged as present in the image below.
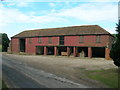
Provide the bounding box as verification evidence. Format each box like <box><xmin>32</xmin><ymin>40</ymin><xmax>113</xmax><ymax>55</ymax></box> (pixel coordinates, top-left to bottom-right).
<box><xmin>2</xmin><ymin>54</ymin><xmax>89</xmax><ymax>88</ymax></box>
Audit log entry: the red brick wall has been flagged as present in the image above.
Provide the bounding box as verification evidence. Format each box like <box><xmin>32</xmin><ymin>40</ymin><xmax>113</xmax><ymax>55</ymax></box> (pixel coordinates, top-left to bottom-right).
<box><xmin>108</xmin><ymin>35</ymin><xmax>114</xmax><ymax>49</ymax></box>
<box><xmin>25</xmin><ymin>37</ymin><xmax>59</xmax><ymax>54</ymax></box>
<box><xmin>105</xmin><ymin>48</ymin><xmax>111</xmax><ymax>60</ymax></box>
<box><xmin>65</xmin><ymin>35</ymin><xmax>109</xmax><ymax>47</ymax></box>
<box><xmin>26</xmin><ymin>38</ymin><xmax>35</xmax><ymax>54</ymax></box>
<box><xmin>11</xmin><ymin>35</ymin><xmax>111</xmax><ymax>54</ymax></box>
<box><xmin>36</xmin><ymin>37</ymin><xmax>59</xmax><ymax>46</ymax></box>
<box><xmin>11</xmin><ymin>38</ymin><xmax>19</xmax><ymax>53</ymax></box>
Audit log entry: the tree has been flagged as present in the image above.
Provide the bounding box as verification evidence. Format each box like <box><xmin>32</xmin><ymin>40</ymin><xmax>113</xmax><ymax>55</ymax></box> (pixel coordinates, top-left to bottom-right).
<box><xmin>0</xmin><ymin>33</ymin><xmax>2</xmax><ymax>45</ymax></box>
<box><xmin>2</xmin><ymin>33</ymin><xmax>10</xmax><ymax>52</ymax></box>
<box><xmin>110</xmin><ymin>20</ymin><xmax>120</xmax><ymax>67</ymax></box>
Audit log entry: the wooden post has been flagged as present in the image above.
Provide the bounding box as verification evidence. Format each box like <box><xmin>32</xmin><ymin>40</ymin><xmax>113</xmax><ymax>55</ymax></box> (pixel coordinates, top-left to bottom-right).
<box><xmin>67</xmin><ymin>47</ymin><xmax>70</xmax><ymax>56</ymax></box>
<box><xmin>74</xmin><ymin>47</ymin><xmax>77</xmax><ymax>57</ymax></box>
<box><xmin>88</xmin><ymin>47</ymin><xmax>92</xmax><ymax>58</ymax></box>
<box><xmin>44</xmin><ymin>46</ymin><xmax>47</xmax><ymax>56</ymax></box>
<box><xmin>54</xmin><ymin>46</ymin><xmax>58</xmax><ymax>56</ymax></box>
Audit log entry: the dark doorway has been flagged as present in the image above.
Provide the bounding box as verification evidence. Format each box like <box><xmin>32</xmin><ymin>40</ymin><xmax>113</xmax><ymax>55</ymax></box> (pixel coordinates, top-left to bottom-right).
<box><xmin>69</xmin><ymin>47</ymin><xmax>74</xmax><ymax>56</ymax></box>
<box><xmin>20</xmin><ymin>39</ymin><xmax>25</xmax><ymax>52</ymax></box>
<box><xmin>58</xmin><ymin>46</ymin><xmax>67</xmax><ymax>55</ymax></box>
<box><xmin>92</xmin><ymin>47</ymin><xmax>105</xmax><ymax>58</ymax></box>
<box><xmin>47</xmin><ymin>47</ymin><xmax>54</xmax><ymax>55</ymax></box>
<box><xmin>36</xmin><ymin>46</ymin><xmax>44</xmax><ymax>55</ymax></box>
<box><xmin>78</xmin><ymin>47</ymin><xmax>88</xmax><ymax>57</ymax></box>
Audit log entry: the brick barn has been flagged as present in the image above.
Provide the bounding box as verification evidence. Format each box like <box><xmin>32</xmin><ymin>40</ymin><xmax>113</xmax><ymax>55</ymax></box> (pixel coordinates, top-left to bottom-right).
<box><xmin>10</xmin><ymin>25</ymin><xmax>114</xmax><ymax>60</ymax></box>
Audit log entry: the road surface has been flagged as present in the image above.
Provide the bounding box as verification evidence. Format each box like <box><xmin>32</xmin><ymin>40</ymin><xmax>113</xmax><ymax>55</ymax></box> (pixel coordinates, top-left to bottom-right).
<box><xmin>2</xmin><ymin>54</ymin><xmax>89</xmax><ymax>88</ymax></box>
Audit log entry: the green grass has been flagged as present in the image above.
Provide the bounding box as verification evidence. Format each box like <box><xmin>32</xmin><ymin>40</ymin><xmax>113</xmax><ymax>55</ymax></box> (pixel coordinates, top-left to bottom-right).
<box><xmin>2</xmin><ymin>80</ymin><xmax>8</xmax><ymax>89</ymax></box>
<box><xmin>0</xmin><ymin>80</ymin><xmax>1</xmax><ymax>90</ymax></box>
<box><xmin>0</xmin><ymin>45</ymin><xmax>2</xmax><ymax>52</ymax></box>
<box><xmin>81</xmin><ymin>68</ymin><xmax>118</xmax><ymax>88</ymax></box>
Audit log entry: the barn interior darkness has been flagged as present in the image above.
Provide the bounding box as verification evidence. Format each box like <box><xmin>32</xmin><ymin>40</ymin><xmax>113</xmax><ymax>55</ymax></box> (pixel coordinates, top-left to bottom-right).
<box><xmin>47</xmin><ymin>47</ymin><xmax>54</xmax><ymax>55</ymax></box>
<box><xmin>69</xmin><ymin>47</ymin><xmax>73</xmax><ymax>56</ymax></box>
<box><xmin>92</xmin><ymin>47</ymin><xmax>105</xmax><ymax>58</ymax></box>
<box><xmin>19</xmin><ymin>39</ymin><xmax>25</xmax><ymax>52</ymax></box>
<box><xmin>35</xmin><ymin>46</ymin><xmax>105</xmax><ymax>58</ymax></box>
<box><xmin>36</xmin><ymin>46</ymin><xmax>44</xmax><ymax>55</ymax></box>
<box><xmin>77</xmin><ymin>47</ymin><xmax>88</xmax><ymax>57</ymax></box>
<box><xmin>58</xmin><ymin>46</ymin><xmax>67</xmax><ymax>55</ymax></box>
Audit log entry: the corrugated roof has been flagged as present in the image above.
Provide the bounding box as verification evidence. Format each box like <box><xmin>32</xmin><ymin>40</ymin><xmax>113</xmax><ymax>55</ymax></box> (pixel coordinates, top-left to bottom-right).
<box><xmin>12</xmin><ymin>25</ymin><xmax>111</xmax><ymax>38</ymax></box>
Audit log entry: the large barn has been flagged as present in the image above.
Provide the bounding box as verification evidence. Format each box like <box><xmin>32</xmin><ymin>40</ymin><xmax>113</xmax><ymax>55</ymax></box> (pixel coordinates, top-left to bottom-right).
<box><xmin>10</xmin><ymin>25</ymin><xmax>114</xmax><ymax>60</ymax></box>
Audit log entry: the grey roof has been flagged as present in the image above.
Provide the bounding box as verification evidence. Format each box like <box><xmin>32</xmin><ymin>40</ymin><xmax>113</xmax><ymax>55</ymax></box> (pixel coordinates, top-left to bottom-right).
<box><xmin>12</xmin><ymin>25</ymin><xmax>111</xmax><ymax>38</ymax></box>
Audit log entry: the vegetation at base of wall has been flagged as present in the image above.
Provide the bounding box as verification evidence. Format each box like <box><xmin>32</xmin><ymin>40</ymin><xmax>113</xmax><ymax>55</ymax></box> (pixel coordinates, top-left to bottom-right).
<box><xmin>0</xmin><ymin>45</ymin><xmax>2</xmax><ymax>52</ymax></box>
<box><xmin>79</xmin><ymin>68</ymin><xmax>118</xmax><ymax>88</ymax></box>
<box><xmin>2</xmin><ymin>80</ymin><xmax>8</xmax><ymax>89</ymax></box>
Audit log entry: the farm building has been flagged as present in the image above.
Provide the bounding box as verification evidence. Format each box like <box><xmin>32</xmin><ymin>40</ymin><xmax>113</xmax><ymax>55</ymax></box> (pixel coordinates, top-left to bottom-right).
<box><xmin>10</xmin><ymin>25</ymin><xmax>114</xmax><ymax>60</ymax></box>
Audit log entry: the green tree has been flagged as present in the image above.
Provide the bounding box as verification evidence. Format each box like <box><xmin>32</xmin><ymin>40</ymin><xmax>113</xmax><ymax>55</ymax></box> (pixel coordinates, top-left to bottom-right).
<box><xmin>2</xmin><ymin>33</ymin><xmax>10</xmax><ymax>52</ymax></box>
<box><xmin>110</xmin><ymin>21</ymin><xmax>120</xmax><ymax>67</ymax></box>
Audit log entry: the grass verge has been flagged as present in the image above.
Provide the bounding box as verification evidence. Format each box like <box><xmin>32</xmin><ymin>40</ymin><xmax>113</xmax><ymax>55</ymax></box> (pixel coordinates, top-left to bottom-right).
<box><xmin>0</xmin><ymin>45</ymin><xmax>2</xmax><ymax>52</ymax></box>
<box><xmin>80</xmin><ymin>68</ymin><xmax>118</xmax><ymax>88</ymax></box>
<box><xmin>2</xmin><ymin>80</ymin><xmax>8</xmax><ymax>89</ymax></box>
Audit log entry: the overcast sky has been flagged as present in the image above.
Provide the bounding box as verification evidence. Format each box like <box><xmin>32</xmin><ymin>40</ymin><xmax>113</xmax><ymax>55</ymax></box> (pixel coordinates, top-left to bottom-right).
<box><xmin>0</xmin><ymin>0</ymin><xmax>119</xmax><ymax>38</ymax></box>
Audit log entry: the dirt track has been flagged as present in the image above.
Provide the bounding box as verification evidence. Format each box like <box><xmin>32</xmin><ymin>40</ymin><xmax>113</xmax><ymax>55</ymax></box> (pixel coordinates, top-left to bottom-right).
<box><xmin>3</xmin><ymin>53</ymin><xmax>117</xmax><ymax>88</ymax></box>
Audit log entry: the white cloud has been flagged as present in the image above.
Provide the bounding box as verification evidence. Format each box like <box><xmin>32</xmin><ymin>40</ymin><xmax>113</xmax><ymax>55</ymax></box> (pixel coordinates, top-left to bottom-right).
<box><xmin>16</xmin><ymin>2</ymin><xmax>28</xmax><ymax>7</ymax></box>
<box><xmin>0</xmin><ymin>4</ymin><xmax>67</xmax><ymax>28</ymax></box>
<box><xmin>49</xmin><ymin>2</ymin><xmax>55</xmax><ymax>7</ymax></box>
<box><xmin>7</xmin><ymin>2</ymin><xmax>28</xmax><ymax>7</ymax></box>
<box><xmin>0</xmin><ymin>7</ymin><xmax>27</xmax><ymax>26</ymax></box>
<box><xmin>104</xmin><ymin>27</ymin><xmax>117</xmax><ymax>34</ymax></box>
<box><xmin>7</xmin><ymin>3</ymin><xmax>16</xmax><ymax>6</ymax></box>
<box><xmin>88</xmin><ymin>0</ymin><xmax>119</xmax><ymax>2</ymax></box>
<box><xmin>30</xmin><ymin>15</ymin><xmax>67</xmax><ymax>23</ymax></box>
<box><xmin>0</xmin><ymin>4</ymin><xmax>67</xmax><ymax>35</ymax></box>
<box><xmin>52</xmin><ymin>3</ymin><xmax>118</xmax><ymax>22</ymax></box>
<box><xmin>0</xmin><ymin>2</ymin><xmax>117</xmax><ymax>35</ymax></box>
<box><xmin>4</xmin><ymin>0</ymin><xmax>119</xmax><ymax>2</ymax></box>
<box><xmin>0</xmin><ymin>3</ymin><xmax>117</xmax><ymax>25</ymax></box>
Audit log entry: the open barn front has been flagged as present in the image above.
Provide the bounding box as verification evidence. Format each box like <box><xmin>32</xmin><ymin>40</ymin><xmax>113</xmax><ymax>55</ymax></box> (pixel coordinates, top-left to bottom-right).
<box><xmin>77</xmin><ymin>47</ymin><xmax>88</xmax><ymax>57</ymax></box>
<box><xmin>58</xmin><ymin>46</ymin><xmax>67</xmax><ymax>56</ymax></box>
<box><xmin>19</xmin><ymin>38</ymin><xmax>25</xmax><ymax>52</ymax></box>
<box><xmin>47</xmin><ymin>46</ymin><xmax>54</xmax><ymax>55</ymax></box>
<box><xmin>92</xmin><ymin>47</ymin><xmax>105</xmax><ymax>58</ymax></box>
<box><xmin>68</xmin><ymin>47</ymin><xmax>74</xmax><ymax>56</ymax></box>
<box><xmin>36</xmin><ymin>46</ymin><xmax>44</xmax><ymax>55</ymax></box>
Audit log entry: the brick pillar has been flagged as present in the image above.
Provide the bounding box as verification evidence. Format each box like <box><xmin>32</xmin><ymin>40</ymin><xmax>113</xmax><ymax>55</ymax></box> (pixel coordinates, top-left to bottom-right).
<box><xmin>105</xmin><ymin>48</ymin><xmax>111</xmax><ymax>60</ymax></box>
<box><xmin>54</xmin><ymin>46</ymin><xmax>58</xmax><ymax>56</ymax></box>
<box><xmin>67</xmin><ymin>47</ymin><xmax>70</xmax><ymax>56</ymax></box>
<box><xmin>88</xmin><ymin>47</ymin><xmax>92</xmax><ymax>58</ymax></box>
<box><xmin>74</xmin><ymin>47</ymin><xmax>78</xmax><ymax>57</ymax></box>
<box><xmin>44</xmin><ymin>46</ymin><xmax>47</xmax><ymax>56</ymax></box>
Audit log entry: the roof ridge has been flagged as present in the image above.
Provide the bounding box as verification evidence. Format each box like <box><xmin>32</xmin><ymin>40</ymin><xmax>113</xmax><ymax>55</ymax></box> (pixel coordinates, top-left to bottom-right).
<box><xmin>23</xmin><ymin>25</ymin><xmax>98</xmax><ymax>32</ymax></box>
<box><xmin>12</xmin><ymin>25</ymin><xmax>111</xmax><ymax>38</ymax></box>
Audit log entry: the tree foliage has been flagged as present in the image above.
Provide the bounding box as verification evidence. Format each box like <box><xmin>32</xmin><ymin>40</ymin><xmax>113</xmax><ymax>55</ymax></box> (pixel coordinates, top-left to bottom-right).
<box><xmin>0</xmin><ymin>33</ymin><xmax>2</xmax><ymax>45</ymax></box>
<box><xmin>2</xmin><ymin>33</ymin><xmax>10</xmax><ymax>52</ymax></box>
<box><xmin>110</xmin><ymin>21</ymin><xmax>120</xmax><ymax>67</ymax></box>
